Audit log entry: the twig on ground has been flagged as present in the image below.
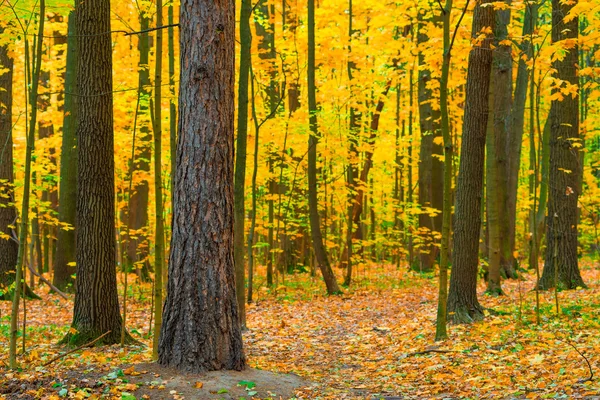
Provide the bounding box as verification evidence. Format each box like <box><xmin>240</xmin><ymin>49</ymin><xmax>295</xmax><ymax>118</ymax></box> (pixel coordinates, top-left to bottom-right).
<box><xmin>43</xmin><ymin>331</ymin><xmax>111</xmax><ymax>367</ymax></box>
<box><xmin>406</xmin><ymin>349</ymin><xmax>457</xmax><ymax>357</ymax></box>
<box><xmin>565</xmin><ymin>338</ymin><xmax>594</xmax><ymax>383</ymax></box>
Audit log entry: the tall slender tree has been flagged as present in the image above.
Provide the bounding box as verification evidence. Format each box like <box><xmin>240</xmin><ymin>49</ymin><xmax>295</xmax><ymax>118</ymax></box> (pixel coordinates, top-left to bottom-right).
<box><xmin>61</xmin><ymin>0</ymin><xmax>129</xmax><ymax>346</ymax></box>
<box><xmin>537</xmin><ymin>0</ymin><xmax>585</xmax><ymax>290</ymax></box>
<box><xmin>10</xmin><ymin>0</ymin><xmax>45</xmax><ymax>367</ymax></box>
<box><xmin>307</xmin><ymin>0</ymin><xmax>341</xmax><ymax>295</ymax></box>
<box><xmin>158</xmin><ymin>0</ymin><xmax>246</xmax><ymax>372</ymax></box>
<box><xmin>509</xmin><ymin>4</ymin><xmax>537</xmax><ymax>273</ymax></box>
<box><xmin>126</xmin><ymin>6</ymin><xmax>152</xmax><ymax>281</ymax></box>
<box><xmin>417</xmin><ymin>7</ymin><xmax>443</xmax><ymax>273</ymax></box>
<box><xmin>53</xmin><ymin>10</ymin><xmax>78</xmax><ymax>291</ymax></box>
<box><xmin>446</xmin><ymin>0</ymin><xmax>495</xmax><ymax>323</ymax></box>
<box><xmin>0</xmin><ymin>25</ymin><xmax>17</xmax><ymax>294</ymax></box>
<box><xmin>152</xmin><ymin>0</ymin><xmax>165</xmax><ymax>360</ymax></box>
<box><xmin>234</xmin><ymin>0</ymin><xmax>252</xmax><ymax>327</ymax></box>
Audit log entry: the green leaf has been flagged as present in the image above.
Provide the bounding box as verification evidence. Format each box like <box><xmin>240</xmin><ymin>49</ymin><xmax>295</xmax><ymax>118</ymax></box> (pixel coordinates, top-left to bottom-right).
<box><xmin>217</xmin><ymin>389</ymin><xmax>228</xmax><ymax>394</ymax></box>
<box><xmin>238</xmin><ymin>380</ymin><xmax>256</xmax><ymax>389</ymax></box>
<box><xmin>58</xmin><ymin>388</ymin><xmax>68</xmax><ymax>397</ymax></box>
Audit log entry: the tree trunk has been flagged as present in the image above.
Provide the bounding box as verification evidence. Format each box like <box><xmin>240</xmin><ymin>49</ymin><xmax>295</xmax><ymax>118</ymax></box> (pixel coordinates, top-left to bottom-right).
<box><xmin>417</xmin><ymin>8</ymin><xmax>443</xmax><ymax>273</ymax></box>
<box><xmin>61</xmin><ymin>0</ymin><xmax>129</xmax><ymax>346</ymax></box>
<box><xmin>127</xmin><ymin>11</ymin><xmax>152</xmax><ymax>281</ymax></box>
<box><xmin>307</xmin><ymin>0</ymin><xmax>341</xmax><ymax>295</ymax></box>
<box><xmin>233</xmin><ymin>0</ymin><xmax>252</xmax><ymax>327</ymax></box>
<box><xmin>10</xmin><ymin>2</ymin><xmax>45</xmax><ymax>367</ymax></box>
<box><xmin>344</xmin><ymin>0</ymin><xmax>357</xmax><ymax>285</ymax></box>
<box><xmin>506</xmin><ymin>4</ymin><xmax>537</xmax><ymax>277</ymax></box>
<box><xmin>538</xmin><ymin>0</ymin><xmax>585</xmax><ymax>290</ymax></box>
<box><xmin>485</xmin><ymin>2</ymin><xmax>512</xmax><ymax>294</ymax></box>
<box><xmin>152</xmin><ymin>0</ymin><xmax>166</xmax><ymax>360</ymax></box>
<box><xmin>0</xmin><ymin>27</ymin><xmax>18</xmax><ymax>294</ymax></box>
<box><xmin>255</xmin><ymin>0</ymin><xmax>277</xmax><ymax>287</ymax></box>
<box><xmin>158</xmin><ymin>0</ymin><xmax>246</xmax><ymax>372</ymax></box>
<box><xmin>53</xmin><ymin>11</ymin><xmax>78</xmax><ymax>291</ymax></box>
<box><xmin>447</xmin><ymin>0</ymin><xmax>494</xmax><ymax>323</ymax></box>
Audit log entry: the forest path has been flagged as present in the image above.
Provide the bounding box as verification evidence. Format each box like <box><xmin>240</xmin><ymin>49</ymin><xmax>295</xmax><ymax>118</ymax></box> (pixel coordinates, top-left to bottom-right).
<box><xmin>1</xmin><ymin>264</ymin><xmax>600</xmax><ymax>398</ymax></box>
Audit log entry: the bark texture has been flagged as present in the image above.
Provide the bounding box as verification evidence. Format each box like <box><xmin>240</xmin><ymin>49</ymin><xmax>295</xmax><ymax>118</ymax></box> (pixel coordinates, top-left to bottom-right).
<box><xmin>53</xmin><ymin>11</ymin><xmax>78</xmax><ymax>291</ymax></box>
<box><xmin>62</xmin><ymin>0</ymin><xmax>127</xmax><ymax>346</ymax></box>
<box><xmin>447</xmin><ymin>0</ymin><xmax>494</xmax><ymax>323</ymax></box>
<box><xmin>538</xmin><ymin>0</ymin><xmax>585</xmax><ymax>290</ymax></box>
<box><xmin>0</xmin><ymin>29</ymin><xmax>18</xmax><ymax>293</ymax></box>
<box><xmin>158</xmin><ymin>0</ymin><xmax>246</xmax><ymax>372</ymax></box>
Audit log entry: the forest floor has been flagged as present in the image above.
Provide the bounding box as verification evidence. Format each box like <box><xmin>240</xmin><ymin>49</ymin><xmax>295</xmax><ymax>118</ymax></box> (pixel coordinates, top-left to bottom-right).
<box><xmin>1</xmin><ymin>262</ymin><xmax>600</xmax><ymax>399</ymax></box>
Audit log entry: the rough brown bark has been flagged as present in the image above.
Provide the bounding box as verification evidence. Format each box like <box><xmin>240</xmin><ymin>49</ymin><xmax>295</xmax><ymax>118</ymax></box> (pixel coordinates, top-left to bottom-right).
<box><xmin>538</xmin><ymin>0</ymin><xmax>585</xmax><ymax>290</ymax></box>
<box><xmin>447</xmin><ymin>0</ymin><xmax>494</xmax><ymax>323</ymax></box>
<box><xmin>0</xmin><ymin>28</ymin><xmax>18</xmax><ymax>293</ymax></box>
<box><xmin>61</xmin><ymin>0</ymin><xmax>128</xmax><ymax>346</ymax></box>
<box><xmin>158</xmin><ymin>0</ymin><xmax>246</xmax><ymax>372</ymax></box>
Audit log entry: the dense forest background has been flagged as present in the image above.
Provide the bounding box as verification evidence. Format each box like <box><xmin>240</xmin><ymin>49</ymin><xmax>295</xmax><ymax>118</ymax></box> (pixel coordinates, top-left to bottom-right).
<box><xmin>1</xmin><ymin>0</ymin><xmax>600</xmax><ymax>398</ymax></box>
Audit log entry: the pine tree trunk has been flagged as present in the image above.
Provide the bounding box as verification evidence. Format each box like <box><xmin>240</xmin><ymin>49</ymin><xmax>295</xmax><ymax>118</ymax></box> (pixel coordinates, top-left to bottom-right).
<box><xmin>53</xmin><ymin>11</ymin><xmax>78</xmax><ymax>292</ymax></box>
<box><xmin>447</xmin><ymin>0</ymin><xmax>494</xmax><ymax>323</ymax></box>
<box><xmin>158</xmin><ymin>0</ymin><xmax>246</xmax><ymax>372</ymax></box>
<box><xmin>61</xmin><ymin>0</ymin><xmax>128</xmax><ymax>346</ymax></box>
<box><xmin>538</xmin><ymin>0</ymin><xmax>585</xmax><ymax>290</ymax></box>
<box><xmin>0</xmin><ymin>28</ymin><xmax>18</xmax><ymax>294</ymax></box>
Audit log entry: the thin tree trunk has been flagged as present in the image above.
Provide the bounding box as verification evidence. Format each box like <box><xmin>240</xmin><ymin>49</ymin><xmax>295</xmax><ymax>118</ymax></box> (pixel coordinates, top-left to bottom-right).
<box><xmin>417</xmin><ymin>7</ymin><xmax>443</xmax><ymax>273</ymax></box>
<box><xmin>255</xmin><ymin>0</ymin><xmax>277</xmax><ymax>287</ymax></box>
<box><xmin>0</xmin><ymin>26</ymin><xmax>18</xmax><ymax>295</ymax></box>
<box><xmin>152</xmin><ymin>0</ymin><xmax>165</xmax><ymax>360</ymax></box>
<box><xmin>307</xmin><ymin>0</ymin><xmax>341</xmax><ymax>295</ymax></box>
<box><xmin>158</xmin><ymin>0</ymin><xmax>246</xmax><ymax>371</ymax></box>
<box><xmin>53</xmin><ymin>11</ymin><xmax>78</xmax><ymax>291</ymax></box>
<box><xmin>234</xmin><ymin>0</ymin><xmax>252</xmax><ymax>327</ymax></box>
<box><xmin>127</xmin><ymin>10</ymin><xmax>152</xmax><ymax>282</ymax></box>
<box><xmin>247</xmin><ymin>69</ymin><xmax>260</xmax><ymax>304</ymax></box>
<box><xmin>10</xmin><ymin>0</ymin><xmax>45</xmax><ymax>367</ymax></box>
<box><xmin>506</xmin><ymin>3</ymin><xmax>537</xmax><ymax>277</ymax></box>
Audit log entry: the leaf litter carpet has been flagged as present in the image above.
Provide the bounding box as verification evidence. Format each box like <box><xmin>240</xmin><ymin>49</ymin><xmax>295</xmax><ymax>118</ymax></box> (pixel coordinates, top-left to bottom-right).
<box><xmin>1</xmin><ymin>264</ymin><xmax>600</xmax><ymax>399</ymax></box>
